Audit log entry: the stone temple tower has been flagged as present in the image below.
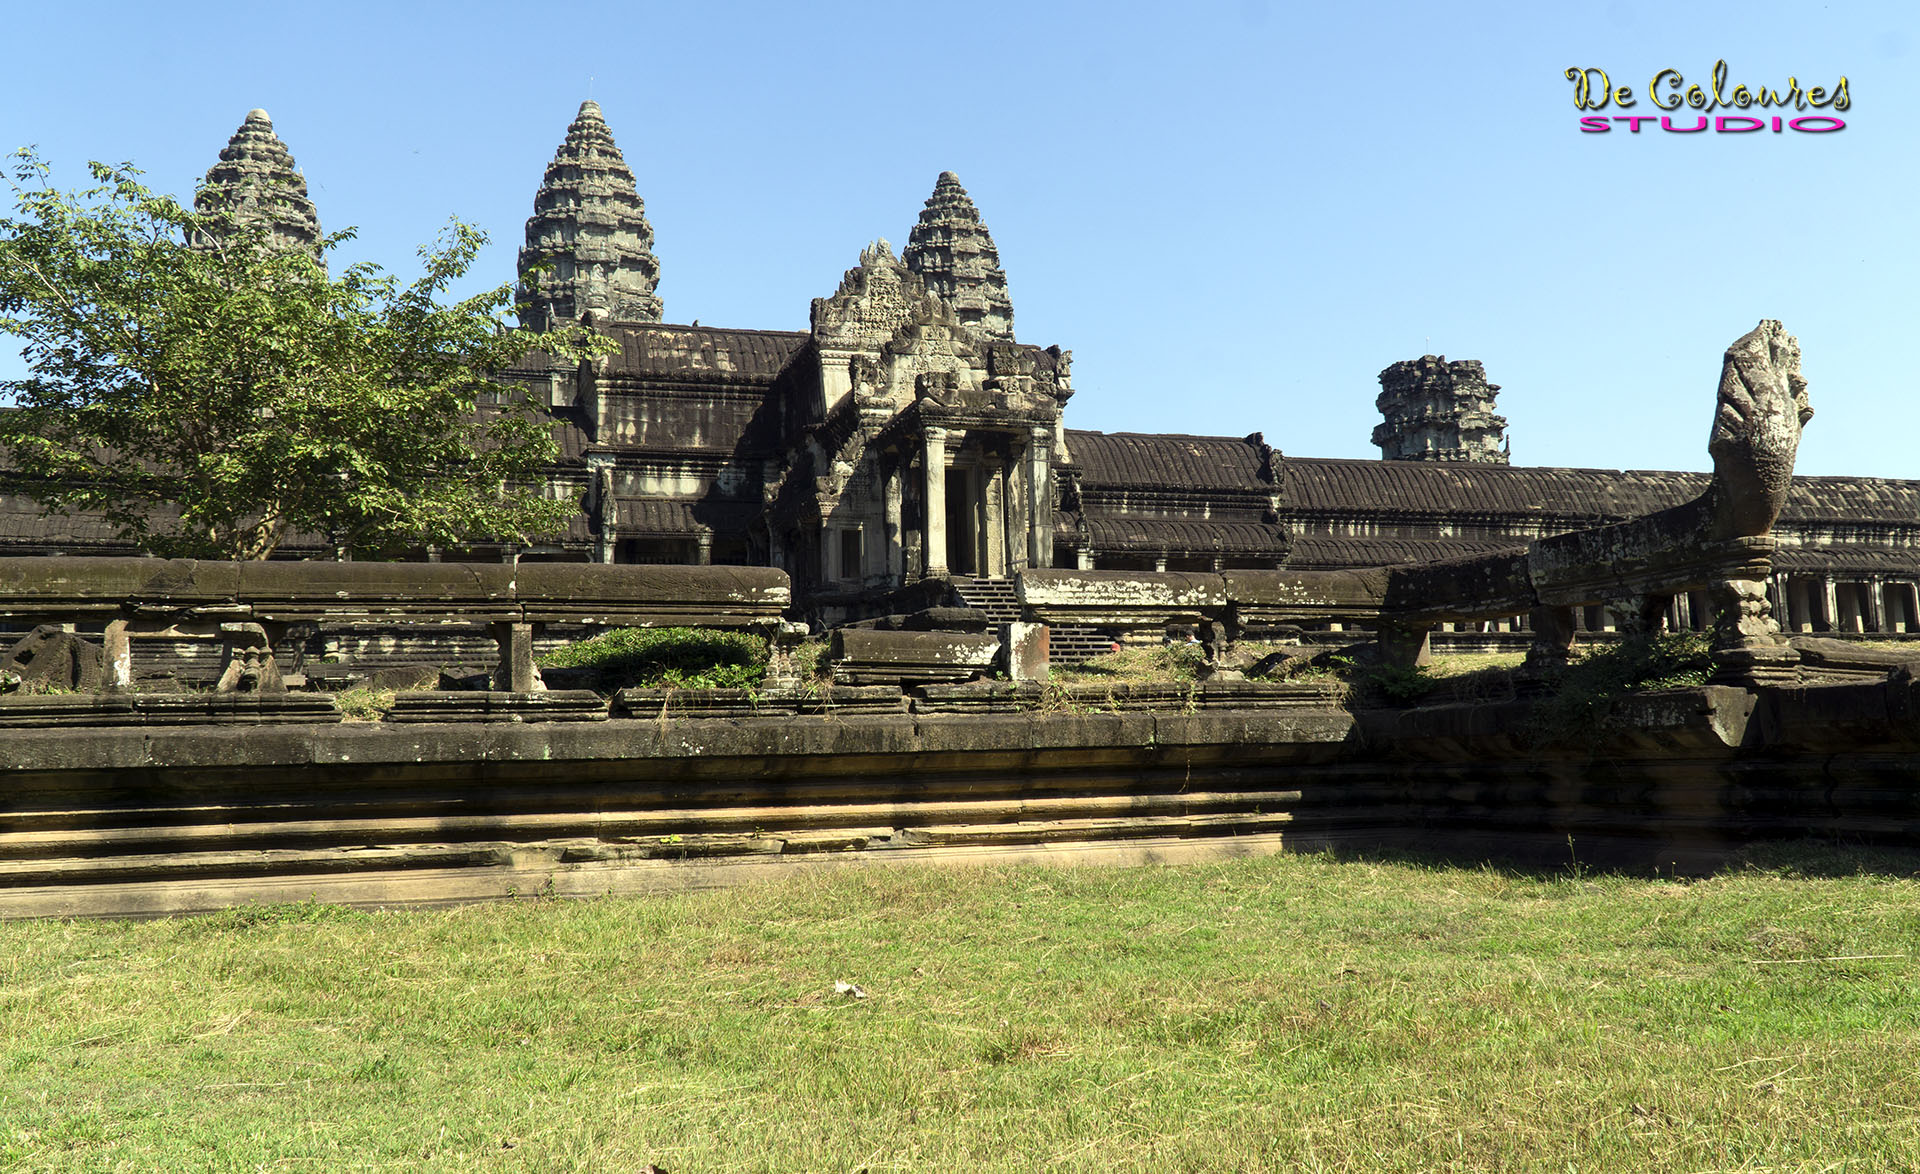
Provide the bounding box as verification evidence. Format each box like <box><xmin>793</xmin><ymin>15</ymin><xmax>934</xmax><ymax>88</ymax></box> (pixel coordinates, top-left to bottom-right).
<box><xmin>902</xmin><ymin>171</ymin><xmax>1014</xmax><ymax>342</ymax></box>
<box><xmin>194</xmin><ymin>109</ymin><xmax>324</xmax><ymax>263</ymax></box>
<box><xmin>1372</xmin><ymin>356</ymin><xmax>1510</xmax><ymax>464</ymax></box>
<box><xmin>517</xmin><ymin>100</ymin><xmax>662</xmax><ymax>331</ymax></box>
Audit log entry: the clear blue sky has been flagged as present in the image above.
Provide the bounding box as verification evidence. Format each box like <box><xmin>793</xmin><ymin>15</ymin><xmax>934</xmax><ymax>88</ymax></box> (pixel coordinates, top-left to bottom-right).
<box><xmin>3</xmin><ymin>0</ymin><xmax>1912</xmax><ymax>476</ymax></box>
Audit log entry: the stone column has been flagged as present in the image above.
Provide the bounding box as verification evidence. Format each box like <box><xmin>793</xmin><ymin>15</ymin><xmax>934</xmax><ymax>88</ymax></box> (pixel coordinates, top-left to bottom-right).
<box><xmin>884</xmin><ymin>463</ymin><xmax>904</xmax><ymax>582</ymax></box>
<box><xmin>1001</xmin><ymin>622</ymin><xmax>1050</xmax><ymax>682</ymax></box>
<box><xmin>695</xmin><ymin>532</ymin><xmax>713</xmax><ymax>566</ymax></box>
<box><xmin>1077</xmin><ymin>547</ymin><xmax>1094</xmax><ymax>570</ymax></box>
<box><xmin>1522</xmin><ymin>604</ymin><xmax>1578</xmax><ymax>679</ymax></box>
<box><xmin>492</xmin><ymin>622</ymin><xmax>544</xmax><ymax>693</ymax></box>
<box><xmin>1028</xmin><ymin>427</ymin><xmax>1052</xmax><ymax>570</ymax></box>
<box><xmin>984</xmin><ymin>462</ymin><xmax>1006</xmax><ymax>577</ymax></box>
<box><xmin>1867</xmin><ymin>575</ymin><xmax>1885</xmax><ymax>633</ymax></box>
<box><xmin>591</xmin><ymin>464</ymin><xmax>615</xmax><ymax>564</ymax></box>
<box><xmin>923</xmin><ymin>427</ymin><xmax>949</xmax><ymax>577</ymax></box>
<box><xmin>1377</xmin><ymin>622</ymin><xmax>1432</xmax><ymax>669</ymax></box>
<box><xmin>103</xmin><ymin>617</ymin><xmax>132</xmax><ymax>692</ymax></box>
<box><xmin>1007</xmin><ymin>448</ymin><xmax>1029</xmax><ymax>574</ymax></box>
<box><xmin>1708</xmin><ymin>577</ymin><xmax>1798</xmax><ymax>687</ymax></box>
<box><xmin>1153</xmin><ymin>553</ymin><xmax>1168</xmax><ymax>573</ymax></box>
<box><xmin>1823</xmin><ymin>575</ymin><xmax>1839</xmax><ymax>633</ymax></box>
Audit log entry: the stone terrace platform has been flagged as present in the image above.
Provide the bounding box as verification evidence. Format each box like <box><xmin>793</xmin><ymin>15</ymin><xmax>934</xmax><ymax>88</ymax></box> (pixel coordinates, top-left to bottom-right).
<box><xmin>6</xmin><ymin>677</ymin><xmax>1920</xmax><ymax>919</ymax></box>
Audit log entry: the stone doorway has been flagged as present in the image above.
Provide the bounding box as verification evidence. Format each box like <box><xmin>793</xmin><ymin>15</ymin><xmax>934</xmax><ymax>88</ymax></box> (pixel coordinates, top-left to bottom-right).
<box><xmin>945</xmin><ymin>467</ymin><xmax>976</xmax><ymax>576</ymax></box>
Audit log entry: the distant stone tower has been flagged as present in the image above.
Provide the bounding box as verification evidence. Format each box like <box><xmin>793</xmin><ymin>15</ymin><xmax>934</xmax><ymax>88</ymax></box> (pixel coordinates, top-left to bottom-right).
<box><xmin>1372</xmin><ymin>356</ymin><xmax>1510</xmax><ymax>464</ymax></box>
<box><xmin>902</xmin><ymin>171</ymin><xmax>1014</xmax><ymax>342</ymax></box>
<box><xmin>194</xmin><ymin>109</ymin><xmax>324</xmax><ymax>263</ymax></box>
<box><xmin>518</xmin><ymin>100</ymin><xmax>662</xmax><ymax>331</ymax></box>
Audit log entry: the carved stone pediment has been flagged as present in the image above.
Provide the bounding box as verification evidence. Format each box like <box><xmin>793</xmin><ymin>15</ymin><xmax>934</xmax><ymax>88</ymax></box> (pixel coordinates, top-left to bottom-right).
<box><xmin>810</xmin><ymin>239</ymin><xmax>953</xmax><ymax>353</ymax></box>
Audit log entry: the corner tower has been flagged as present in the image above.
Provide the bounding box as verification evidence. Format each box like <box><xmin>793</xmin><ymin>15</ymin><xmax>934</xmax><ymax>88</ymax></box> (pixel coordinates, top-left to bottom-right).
<box><xmin>194</xmin><ymin>109</ymin><xmax>324</xmax><ymax>262</ymax></box>
<box><xmin>1372</xmin><ymin>356</ymin><xmax>1510</xmax><ymax>464</ymax></box>
<box><xmin>517</xmin><ymin>100</ymin><xmax>662</xmax><ymax>331</ymax></box>
<box><xmin>902</xmin><ymin>171</ymin><xmax>1014</xmax><ymax>342</ymax></box>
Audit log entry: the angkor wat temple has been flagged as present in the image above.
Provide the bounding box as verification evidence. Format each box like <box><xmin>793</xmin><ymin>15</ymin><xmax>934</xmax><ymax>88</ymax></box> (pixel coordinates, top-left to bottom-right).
<box><xmin>5</xmin><ymin>102</ymin><xmax>1918</xmax><ymax>640</ymax></box>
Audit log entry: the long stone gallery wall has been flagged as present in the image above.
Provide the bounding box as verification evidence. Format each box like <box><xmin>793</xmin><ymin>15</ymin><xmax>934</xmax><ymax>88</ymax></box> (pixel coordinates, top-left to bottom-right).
<box><xmin>5</xmin><ymin>677</ymin><xmax>1920</xmax><ymax>919</ymax></box>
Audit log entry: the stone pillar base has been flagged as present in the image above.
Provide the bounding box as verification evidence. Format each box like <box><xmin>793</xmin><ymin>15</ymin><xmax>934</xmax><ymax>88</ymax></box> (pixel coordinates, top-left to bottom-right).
<box><xmin>1001</xmin><ymin>622</ymin><xmax>1050</xmax><ymax>682</ymax></box>
<box><xmin>1377</xmin><ymin>623</ymin><xmax>1432</xmax><ymax>670</ymax></box>
<box><xmin>1710</xmin><ymin>644</ymin><xmax>1801</xmax><ymax>688</ymax></box>
<box><xmin>1514</xmin><ymin>604</ymin><xmax>1577</xmax><ymax>694</ymax></box>
<box><xmin>491</xmin><ymin>622</ymin><xmax>546</xmax><ymax>693</ymax></box>
<box><xmin>1708</xmin><ymin>577</ymin><xmax>1798</xmax><ymax>688</ymax></box>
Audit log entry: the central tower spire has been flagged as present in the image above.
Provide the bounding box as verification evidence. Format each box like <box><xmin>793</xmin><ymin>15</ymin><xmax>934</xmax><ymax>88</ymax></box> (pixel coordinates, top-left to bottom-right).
<box><xmin>194</xmin><ymin>108</ymin><xmax>324</xmax><ymax>263</ymax></box>
<box><xmin>902</xmin><ymin>171</ymin><xmax>1014</xmax><ymax>342</ymax></box>
<box><xmin>517</xmin><ymin>100</ymin><xmax>662</xmax><ymax>331</ymax></box>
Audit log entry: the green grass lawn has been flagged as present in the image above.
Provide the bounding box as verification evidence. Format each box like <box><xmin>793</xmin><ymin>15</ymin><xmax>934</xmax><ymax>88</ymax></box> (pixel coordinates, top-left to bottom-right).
<box><xmin>6</xmin><ymin>848</ymin><xmax>1920</xmax><ymax>1171</ymax></box>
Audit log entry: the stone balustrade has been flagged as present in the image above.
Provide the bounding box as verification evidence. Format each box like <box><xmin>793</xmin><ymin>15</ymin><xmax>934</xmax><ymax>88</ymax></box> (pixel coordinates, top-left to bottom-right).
<box><xmin>0</xmin><ymin>558</ymin><xmax>791</xmax><ymax>694</ymax></box>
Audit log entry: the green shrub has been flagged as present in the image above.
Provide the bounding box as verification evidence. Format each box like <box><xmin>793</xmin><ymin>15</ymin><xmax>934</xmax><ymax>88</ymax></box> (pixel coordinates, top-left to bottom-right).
<box><xmin>539</xmin><ymin>627</ymin><xmax>768</xmax><ymax>691</ymax></box>
<box><xmin>1529</xmin><ymin>631</ymin><xmax>1716</xmax><ymax>745</ymax></box>
<box><xmin>788</xmin><ymin>639</ymin><xmax>832</xmax><ymax>686</ymax></box>
<box><xmin>1363</xmin><ymin>662</ymin><xmax>1434</xmax><ymax>706</ymax></box>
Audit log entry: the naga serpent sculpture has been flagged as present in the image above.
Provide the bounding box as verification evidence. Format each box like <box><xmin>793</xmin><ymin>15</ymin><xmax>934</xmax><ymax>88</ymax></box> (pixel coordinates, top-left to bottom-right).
<box><xmin>1707</xmin><ymin>319</ymin><xmax>1814</xmax><ymax>542</ymax></box>
<box><xmin>1369</xmin><ymin>320</ymin><xmax>1814</xmax><ymax>683</ymax></box>
<box><xmin>1519</xmin><ymin>318</ymin><xmax>1813</xmax><ymax>678</ymax></box>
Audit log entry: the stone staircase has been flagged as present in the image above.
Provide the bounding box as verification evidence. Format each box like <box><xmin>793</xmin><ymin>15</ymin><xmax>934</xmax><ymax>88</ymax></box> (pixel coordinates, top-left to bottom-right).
<box><xmin>950</xmin><ymin>576</ymin><xmax>1020</xmax><ymax>625</ymax></box>
<box><xmin>1048</xmin><ymin>626</ymin><xmax>1121</xmax><ymax>664</ymax></box>
<box><xmin>951</xmin><ymin>577</ymin><xmax>1114</xmax><ymax>665</ymax></box>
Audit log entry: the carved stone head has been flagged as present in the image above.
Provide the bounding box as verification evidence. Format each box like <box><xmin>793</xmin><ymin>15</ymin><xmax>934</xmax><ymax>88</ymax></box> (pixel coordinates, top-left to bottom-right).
<box><xmin>1708</xmin><ymin>319</ymin><xmax>1813</xmax><ymax>539</ymax></box>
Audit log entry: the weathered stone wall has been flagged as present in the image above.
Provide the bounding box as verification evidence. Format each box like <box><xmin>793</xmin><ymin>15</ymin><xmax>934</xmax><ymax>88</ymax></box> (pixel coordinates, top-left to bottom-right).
<box><xmin>7</xmin><ymin>679</ymin><xmax>1920</xmax><ymax>918</ymax></box>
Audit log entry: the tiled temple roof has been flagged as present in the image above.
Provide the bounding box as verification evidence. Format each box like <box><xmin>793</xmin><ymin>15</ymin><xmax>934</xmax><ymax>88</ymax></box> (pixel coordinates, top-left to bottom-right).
<box><xmin>609</xmin><ymin>496</ymin><xmax>760</xmax><ymax>537</ymax></box>
<box><xmin>548</xmin><ymin>406</ymin><xmax>593</xmax><ymax>463</ymax></box>
<box><xmin>1082</xmin><ymin>516</ymin><xmax>1289</xmax><ymax>554</ymax></box>
<box><xmin>1773</xmin><ymin>545</ymin><xmax>1920</xmax><ymax>574</ymax></box>
<box><xmin>1286</xmin><ymin>535</ymin><xmax>1529</xmax><ymax>569</ymax></box>
<box><xmin>0</xmin><ymin>494</ymin><xmax>127</xmax><ymax>546</ymax></box>
<box><xmin>0</xmin><ymin>492</ymin><xmax>333</xmax><ymax>555</ymax></box>
<box><xmin>506</xmin><ymin>324</ymin><xmax>808</xmax><ymax>385</ymax></box>
<box><xmin>1283</xmin><ymin>457</ymin><xmax>1920</xmax><ymax>525</ymax></box>
<box><xmin>1284</xmin><ymin>457</ymin><xmax>1703</xmax><ymax>520</ymax></box>
<box><xmin>602</xmin><ymin>324</ymin><xmax>807</xmax><ymax>383</ymax></box>
<box><xmin>1067</xmin><ymin>431</ymin><xmax>1269</xmax><ymax>491</ymax></box>
<box><xmin>1777</xmin><ymin>476</ymin><xmax>1920</xmax><ymax>524</ymax></box>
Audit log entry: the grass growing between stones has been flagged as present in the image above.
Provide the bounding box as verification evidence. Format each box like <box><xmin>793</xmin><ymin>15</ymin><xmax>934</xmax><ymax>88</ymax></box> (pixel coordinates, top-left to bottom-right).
<box><xmin>6</xmin><ymin>848</ymin><xmax>1920</xmax><ymax>1171</ymax></box>
<box><xmin>537</xmin><ymin>626</ymin><xmax>768</xmax><ymax>692</ymax></box>
<box><xmin>1051</xmin><ymin>641</ymin><xmax>1213</xmax><ymax>685</ymax></box>
<box><xmin>332</xmin><ymin>685</ymin><xmax>397</xmax><ymax>722</ymax></box>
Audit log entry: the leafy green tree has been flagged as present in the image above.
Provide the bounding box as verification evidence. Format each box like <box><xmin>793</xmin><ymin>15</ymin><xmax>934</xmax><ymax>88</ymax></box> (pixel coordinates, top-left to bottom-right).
<box><xmin>0</xmin><ymin>151</ymin><xmax>603</xmax><ymax>559</ymax></box>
